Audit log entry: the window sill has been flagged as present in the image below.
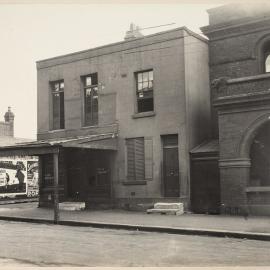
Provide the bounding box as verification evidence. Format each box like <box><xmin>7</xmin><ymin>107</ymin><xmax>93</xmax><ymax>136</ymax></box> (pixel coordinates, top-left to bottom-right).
<box><xmin>122</xmin><ymin>180</ymin><xmax>147</xmax><ymax>186</ymax></box>
<box><xmin>246</xmin><ymin>186</ymin><xmax>270</xmax><ymax>193</ymax></box>
<box><xmin>132</xmin><ymin>111</ymin><xmax>156</xmax><ymax>119</ymax></box>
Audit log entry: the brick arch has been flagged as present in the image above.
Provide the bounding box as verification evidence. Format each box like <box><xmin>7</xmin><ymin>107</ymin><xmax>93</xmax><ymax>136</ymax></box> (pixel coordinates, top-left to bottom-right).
<box><xmin>253</xmin><ymin>33</ymin><xmax>270</xmax><ymax>73</ymax></box>
<box><xmin>239</xmin><ymin>113</ymin><xmax>270</xmax><ymax>158</ymax></box>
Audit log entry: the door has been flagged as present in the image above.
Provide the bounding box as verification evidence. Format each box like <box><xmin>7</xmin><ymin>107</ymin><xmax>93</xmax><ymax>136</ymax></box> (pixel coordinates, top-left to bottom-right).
<box><xmin>162</xmin><ymin>135</ymin><xmax>180</xmax><ymax>197</ymax></box>
<box><xmin>191</xmin><ymin>159</ymin><xmax>220</xmax><ymax>214</ymax></box>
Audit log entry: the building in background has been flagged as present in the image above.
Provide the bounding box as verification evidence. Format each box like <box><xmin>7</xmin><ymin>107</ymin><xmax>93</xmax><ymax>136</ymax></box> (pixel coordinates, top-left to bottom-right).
<box><xmin>0</xmin><ymin>107</ymin><xmax>39</xmax><ymax>199</ymax></box>
<box><xmin>191</xmin><ymin>3</ymin><xmax>270</xmax><ymax>216</ymax></box>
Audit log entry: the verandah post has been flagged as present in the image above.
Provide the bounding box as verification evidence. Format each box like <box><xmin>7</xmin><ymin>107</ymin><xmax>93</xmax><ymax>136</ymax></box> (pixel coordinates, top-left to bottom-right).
<box><xmin>53</xmin><ymin>150</ymin><xmax>59</xmax><ymax>224</ymax></box>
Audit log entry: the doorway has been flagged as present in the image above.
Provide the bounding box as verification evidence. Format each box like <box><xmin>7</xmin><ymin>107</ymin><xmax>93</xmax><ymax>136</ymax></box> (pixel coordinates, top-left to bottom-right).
<box><xmin>191</xmin><ymin>159</ymin><xmax>220</xmax><ymax>214</ymax></box>
<box><xmin>162</xmin><ymin>135</ymin><xmax>180</xmax><ymax>197</ymax></box>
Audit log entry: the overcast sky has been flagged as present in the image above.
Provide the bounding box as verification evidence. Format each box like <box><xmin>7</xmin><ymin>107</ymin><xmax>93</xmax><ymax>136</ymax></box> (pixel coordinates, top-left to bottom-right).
<box><xmin>0</xmin><ymin>3</ymin><xmax>219</xmax><ymax>139</ymax></box>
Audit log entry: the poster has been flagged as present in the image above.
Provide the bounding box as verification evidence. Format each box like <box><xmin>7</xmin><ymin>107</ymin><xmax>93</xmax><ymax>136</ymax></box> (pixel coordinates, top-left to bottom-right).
<box><xmin>0</xmin><ymin>156</ymin><xmax>39</xmax><ymax>198</ymax></box>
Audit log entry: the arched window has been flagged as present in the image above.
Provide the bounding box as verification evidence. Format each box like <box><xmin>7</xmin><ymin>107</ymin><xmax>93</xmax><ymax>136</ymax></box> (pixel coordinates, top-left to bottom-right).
<box><xmin>265</xmin><ymin>55</ymin><xmax>270</xmax><ymax>73</ymax></box>
<box><xmin>262</xmin><ymin>40</ymin><xmax>270</xmax><ymax>73</ymax></box>
<box><xmin>250</xmin><ymin>122</ymin><xmax>270</xmax><ymax>186</ymax></box>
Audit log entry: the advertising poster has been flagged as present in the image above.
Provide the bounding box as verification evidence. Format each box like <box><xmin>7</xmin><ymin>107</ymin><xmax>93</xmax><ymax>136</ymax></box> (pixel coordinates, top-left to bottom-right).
<box><xmin>0</xmin><ymin>156</ymin><xmax>39</xmax><ymax>198</ymax></box>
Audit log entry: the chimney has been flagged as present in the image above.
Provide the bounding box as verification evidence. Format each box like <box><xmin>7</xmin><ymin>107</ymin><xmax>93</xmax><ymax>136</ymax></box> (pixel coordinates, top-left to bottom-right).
<box><xmin>4</xmin><ymin>107</ymin><xmax>15</xmax><ymax>137</ymax></box>
<box><xmin>124</xmin><ymin>23</ymin><xmax>143</xmax><ymax>40</ymax></box>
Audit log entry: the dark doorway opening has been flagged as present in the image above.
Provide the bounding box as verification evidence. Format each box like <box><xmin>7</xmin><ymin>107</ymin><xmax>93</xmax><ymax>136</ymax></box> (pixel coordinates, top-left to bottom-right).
<box><xmin>250</xmin><ymin>122</ymin><xmax>270</xmax><ymax>187</ymax></box>
<box><xmin>191</xmin><ymin>159</ymin><xmax>220</xmax><ymax>214</ymax></box>
<box><xmin>162</xmin><ymin>134</ymin><xmax>180</xmax><ymax>197</ymax></box>
<box><xmin>66</xmin><ymin>148</ymin><xmax>112</xmax><ymax>201</ymax></box>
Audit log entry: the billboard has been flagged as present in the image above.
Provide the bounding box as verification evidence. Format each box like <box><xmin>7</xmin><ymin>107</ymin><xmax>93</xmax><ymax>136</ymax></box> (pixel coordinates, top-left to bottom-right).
<box><xmin>0</xmin><ymin>156</ymin><xmax>39</xmax><ymax>198</ymax></box>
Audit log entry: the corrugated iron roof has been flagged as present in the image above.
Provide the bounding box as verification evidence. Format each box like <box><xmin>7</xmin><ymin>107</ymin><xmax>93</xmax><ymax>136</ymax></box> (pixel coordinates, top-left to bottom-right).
<box><xmin>190</xmin><ymin>139</ymin><xmax>219</xmax><ymax>154</ymax></box>
<box><xmin>0</xmin><ymin>132</ymin><xmax>118</xmax><ymax>153</ymax></box>
<box><xmin>0</xmin><ymin>136</ymin><xmax>33</xmax><ymax>147</ymax></box>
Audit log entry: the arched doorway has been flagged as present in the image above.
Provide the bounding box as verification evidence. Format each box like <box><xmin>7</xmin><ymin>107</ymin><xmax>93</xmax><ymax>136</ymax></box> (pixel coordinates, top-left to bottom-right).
<box><xmin>250</xmin><ymin>121</ymin><xmax>270</xmax><ymax>187</ymax></box>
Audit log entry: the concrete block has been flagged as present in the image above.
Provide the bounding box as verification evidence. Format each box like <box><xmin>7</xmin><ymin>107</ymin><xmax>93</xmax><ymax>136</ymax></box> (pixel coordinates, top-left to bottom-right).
<box><xmin>59</xmin><ymin>202</ymin><xmax>85</xmax><ymax>211</ymax></box>
<box><xmin>154</xmin><ymin>202</ymin><xmax>184</xmax><ymax>211</ymax></box>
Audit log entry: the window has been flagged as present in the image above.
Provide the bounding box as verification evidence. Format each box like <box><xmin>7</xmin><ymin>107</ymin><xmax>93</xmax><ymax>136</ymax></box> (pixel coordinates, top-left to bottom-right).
<box><xmin>265</xmin><ymin>54</ymin><xmax>270</xmax><ymax>73</ymax></box>
<box><xmin>260</xmin><ymin>40</ymin><xmax>270</xmax><ymax>73</ymax></box>
<box><xmin>83</xmin><ymin>73</ymin><xmax>98</xmax><ymax>126</ymax></box>
<box><xmin>126</xmin><ymin>138</ymin><xmax>145</xmax><ymax>181</ymax></box>
<box><xmin>136</xmin><ymin>70</ymin><xmax>154</xmax><ymax>113</ymax></box>
<box><xmin>51</xmin><ymin>80</ymin><xmax>64</xmax><ymax>130</ymax></box>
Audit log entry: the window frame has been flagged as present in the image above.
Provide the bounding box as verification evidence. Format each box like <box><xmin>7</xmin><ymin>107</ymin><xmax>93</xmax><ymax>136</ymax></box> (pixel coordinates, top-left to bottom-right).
<box><xmin>135</xmin><ymin>69</ymin><xmax>154</xmax><ymax>113</ymax></box>
<box><xmin>50</xmin><ymin>80</ymin><xmax>65</xmax><ymax>130</ymax></box>
<box><xmin>82</xmin><ymin>73</ymin><xmax>99</xmax><ymax>127</ymax></box>
<box><xmin>264</xmin><ymin>51</ymin><xmax>270</xmax><ymax>73</ymax></box>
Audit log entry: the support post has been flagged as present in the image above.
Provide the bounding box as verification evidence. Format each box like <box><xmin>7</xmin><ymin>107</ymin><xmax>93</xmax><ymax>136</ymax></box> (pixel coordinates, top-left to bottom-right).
<box><xmin>53</xmin><ymin>151</ymin><xmax>59</xmax><ymax>224</ymax></box>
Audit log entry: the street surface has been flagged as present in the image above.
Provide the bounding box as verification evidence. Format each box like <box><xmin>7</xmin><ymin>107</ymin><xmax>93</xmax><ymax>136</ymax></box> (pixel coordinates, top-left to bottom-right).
<box><xmin>0</xmin><ymin>221</ymin><xmax>269</xmax><ymax>266</ymax></box>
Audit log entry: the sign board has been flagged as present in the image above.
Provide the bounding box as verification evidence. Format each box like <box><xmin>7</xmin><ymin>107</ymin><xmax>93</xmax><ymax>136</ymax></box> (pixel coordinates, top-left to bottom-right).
<box><xmin>0</xmin><ymin>156</ymin><xmax>39</xmax><ymax>198</ymax></box>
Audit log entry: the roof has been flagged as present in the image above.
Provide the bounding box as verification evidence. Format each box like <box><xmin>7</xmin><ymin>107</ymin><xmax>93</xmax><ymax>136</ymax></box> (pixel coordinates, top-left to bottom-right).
<box><xmin>190</xmin><ymin>140</ymin><xmax>219</xmax><ymax>154</ymax></box>
<box><xmin>36</xmin><ymin>26</ymin><xmax>208</xmax><ymax>69</ymax></box>
<box><xmin>0</xmin><ymin>136</ymin><xmax>33</xmax><ymax>147</ymax></box>
<box><xmin>0</xmin><ymin>133</ymin><xmax>118</xmax><ymax>157</ymax></box>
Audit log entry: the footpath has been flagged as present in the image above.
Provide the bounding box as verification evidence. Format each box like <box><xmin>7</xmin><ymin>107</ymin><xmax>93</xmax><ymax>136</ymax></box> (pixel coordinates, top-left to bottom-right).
<box><xmin>0</xmin><ymin>202</ymin><xmax>269</xmax><ymax>241</ymax></box>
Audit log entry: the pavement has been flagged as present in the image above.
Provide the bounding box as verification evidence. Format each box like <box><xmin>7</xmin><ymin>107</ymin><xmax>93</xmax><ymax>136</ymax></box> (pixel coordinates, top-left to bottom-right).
<box><xmin>0</xmin><ymin>202</ymin><xmax>270</xmax><ymax>241</ymax></box>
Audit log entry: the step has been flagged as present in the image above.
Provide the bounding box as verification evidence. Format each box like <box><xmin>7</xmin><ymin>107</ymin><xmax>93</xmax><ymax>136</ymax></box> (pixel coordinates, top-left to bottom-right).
<box><xmin>59</xmin><ymin>202</ymin><xmax>85</xmax><ymax>211</ymax></box>
<box><xmin>147</xmin><ymin>208</ymin><xmax>184</xmax><ymax>215</ymax></box>
<box><xmin>154</xmin><ymin>202</ymin><xmax>184</xmax><ymax>211</ymax></box>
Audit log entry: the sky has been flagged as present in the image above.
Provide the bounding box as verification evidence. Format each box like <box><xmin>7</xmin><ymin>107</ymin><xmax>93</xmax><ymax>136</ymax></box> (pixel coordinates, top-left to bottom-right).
<box><xmin>0</xmin><ymin>2</ymin><xmax>219</xmax><ymax>139</ymax></box>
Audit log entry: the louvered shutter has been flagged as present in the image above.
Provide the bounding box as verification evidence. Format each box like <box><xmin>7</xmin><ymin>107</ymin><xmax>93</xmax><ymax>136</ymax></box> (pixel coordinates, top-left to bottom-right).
<box><xmin>134</xmin><ymin>138</ymin><xmax>145</xmax><ymax>180</ymax></box>
<box><xmin>126</xmin><ymin>138</ymin><xmax>145</xmax><ymax>180</ymax></box>
<box><xmin>126</xmin><ymin>139</ymin><xmax>135</xmax><ymax>180</ymax></box>
<box><xmin>144</xmin><ymin>137</ymin><xmax>153</xmax><ymax>179</ymax></box>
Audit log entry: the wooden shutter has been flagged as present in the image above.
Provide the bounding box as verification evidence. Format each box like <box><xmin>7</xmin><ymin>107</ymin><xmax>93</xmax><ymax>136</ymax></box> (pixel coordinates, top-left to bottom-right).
<box><xmin>134</xmin><ymin>138</ymin><xmax>145</xmax><ymax>180</ymax></box>
<box><xmin>126</xmin><ymin>139</ymin><xmax>135</xmax><ymax>180</ymax></box>
<box><xmin>126</xmin><ymin>138</ymin><xmax>145</xmax><ymax>180</ymax></box>
<box><xmin>144</xmin><ymin>137</ymin><xmax>153</xmax><ymax>179</ymax></box>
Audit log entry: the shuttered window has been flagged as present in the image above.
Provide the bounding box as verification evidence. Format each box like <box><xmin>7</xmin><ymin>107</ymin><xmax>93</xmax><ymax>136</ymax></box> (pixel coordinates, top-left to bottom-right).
<box><xmin>126</xmin><ymin>138</ymin><xmax>145</xmax><ymax>180</ymax></box>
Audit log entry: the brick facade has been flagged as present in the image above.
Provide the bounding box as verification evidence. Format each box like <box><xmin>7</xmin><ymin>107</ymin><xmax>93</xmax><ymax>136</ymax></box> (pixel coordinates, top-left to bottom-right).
<box><xmin>202</xmin><ymin>3</ymin><xmax>270</xmax><ymax>215</ymax></box>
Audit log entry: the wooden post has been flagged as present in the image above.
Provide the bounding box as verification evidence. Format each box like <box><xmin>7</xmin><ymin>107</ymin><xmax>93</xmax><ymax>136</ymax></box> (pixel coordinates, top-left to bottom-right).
<box><xmin>37</xmin><ymin>156</ymin><xmax>43</xmax><ymax>208</ymax></box>
<box><xmin>53</xmin><ymin>151</ymin><xmax>59</xmax><ymax>224</ymax></box>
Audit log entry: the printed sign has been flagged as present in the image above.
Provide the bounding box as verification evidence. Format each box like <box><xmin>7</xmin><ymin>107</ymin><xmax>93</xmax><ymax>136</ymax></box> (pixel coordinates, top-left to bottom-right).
<box><xmin>0</xmin><ymin>156</ymin><xmax>39</xmax><ymax>198</ymax></box>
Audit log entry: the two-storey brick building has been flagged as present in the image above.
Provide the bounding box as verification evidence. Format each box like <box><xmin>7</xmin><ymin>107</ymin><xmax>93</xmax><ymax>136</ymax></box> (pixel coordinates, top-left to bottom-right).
<box><xmin>0</xmin><ymin>26</ymin><xmax>210</xmax><ymax>210</ymax></box>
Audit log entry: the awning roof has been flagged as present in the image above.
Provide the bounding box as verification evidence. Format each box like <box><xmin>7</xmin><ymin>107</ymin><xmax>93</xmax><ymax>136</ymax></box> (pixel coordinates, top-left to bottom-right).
<box><xmin>190</xmin><ymin>139</ymin><xmax>219</xmax><ymax>155</ymax></box>
<box><xmin>0</xmin><ymin>133</ymin><xmax>118</xmax><ymax>157</ymax></box>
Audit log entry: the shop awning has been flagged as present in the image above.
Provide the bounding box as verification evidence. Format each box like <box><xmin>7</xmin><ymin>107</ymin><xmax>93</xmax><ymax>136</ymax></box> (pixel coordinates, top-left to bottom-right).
<box><xmin>0</xmin><ymin>133</ymin><xmax>118</xmax><ymax>157</ymax></box>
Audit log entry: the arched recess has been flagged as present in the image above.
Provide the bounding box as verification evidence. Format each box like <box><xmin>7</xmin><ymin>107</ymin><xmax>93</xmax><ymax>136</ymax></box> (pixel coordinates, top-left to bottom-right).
<box><xmin>239</xmin><ymin>113</ymin><xmax>270</xmax><ymax>187</ymax></box>
<box><xmin>239</xmin><ymin>113</ymin><xmax>270</xmax><ymax>158</ymax></box>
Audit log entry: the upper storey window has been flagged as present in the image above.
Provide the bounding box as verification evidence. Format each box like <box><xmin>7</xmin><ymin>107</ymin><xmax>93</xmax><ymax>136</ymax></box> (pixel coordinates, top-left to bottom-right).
<box><xmin>136</xmin><ymin>70</ymin><xmax>154</xmax><ymax>113</ymax></box>
<box><xmin>83</xmin><ymin>73</ymin><xmax>98</xmax><ymax>126</ymax></box>
<box><xmin>265</xmin><ymin>54</ymin><xmax>270</xmax><ymax>73</ymax></box>
<box><xmin>51</xmin><ymin>80</ymin><xmax>65</xmax><ymax>130</ymax></box>
<box><xmin>262</xmin><ymin>40</ymin><xmax>270</xmax><ymax>73</ymax></box>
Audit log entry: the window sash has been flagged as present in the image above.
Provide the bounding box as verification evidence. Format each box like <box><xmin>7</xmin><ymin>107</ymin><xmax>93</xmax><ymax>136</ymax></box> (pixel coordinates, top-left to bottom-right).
<box><xmin>84</xmin><ymin>74</ymin><xmax>98</xmax><ymax>126</ymax></box>
<box><xmin>51</xmin><ymin>81</ymin><xmax>64</xmax><ymax>130</ymax></box>
<box><xmin>136</xmin><ymin>70</ymin><xmax>154</xmax><ymax>113</ymax></box>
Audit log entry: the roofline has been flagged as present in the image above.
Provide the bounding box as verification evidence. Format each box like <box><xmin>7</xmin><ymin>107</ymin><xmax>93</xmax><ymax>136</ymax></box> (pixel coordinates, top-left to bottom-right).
<box><xmin>36</xmin><ymin>26</ymin><xmax>208</xmax><ymax>66</ymax></box>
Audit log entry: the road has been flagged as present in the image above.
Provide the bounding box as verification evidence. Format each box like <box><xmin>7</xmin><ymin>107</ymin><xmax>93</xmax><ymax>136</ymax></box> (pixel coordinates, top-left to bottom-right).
<box><xmin>0</xmin><ymin>220</ymin><xmax>269</xmax><ymax>266</ymax></box>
